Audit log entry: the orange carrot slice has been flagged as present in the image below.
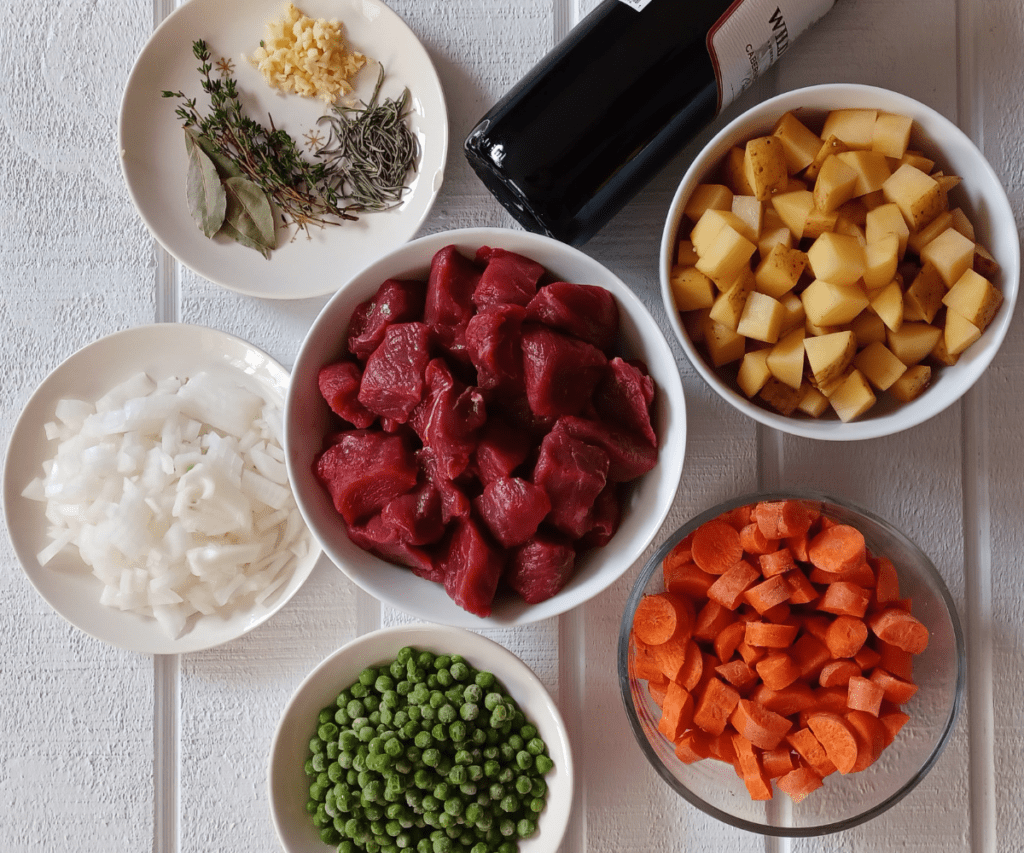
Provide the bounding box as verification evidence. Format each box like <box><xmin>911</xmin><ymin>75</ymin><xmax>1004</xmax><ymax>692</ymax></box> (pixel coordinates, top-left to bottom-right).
<box><xmin>713</xmin><ymin>620</ymin><xmax>747</xmax><ymax>663</ymax></box>
<box><xmin>807</xmin><ymin>523</ymin><xmax>867</xmax><ymax>574</ymax></box>
<box><xmin>739</xmin><ymin>522</ymin><xmax>778</xmax><ymax>555</ymax></box>
<box><xmin>879</xmin><ymin>710</ymin><xmax>911</xmax><ymax>746</ymax></box>
<box><xmin>818</xmin><ymin>581</ymin><xmax>871</xmax><ymax>618</ymax></box>
<box><xmin>730</xmin><ymin>698</ymin><xmax>794</xmax><ymax>750</ymax></box>
<box><xmin>664</xmin><ymin>560</ymin><xmax>716</xmax><ymax>600</ymax></box>
<box><xmin>692</xmin><ymin>676</ymin><xmax>741</xmax><ymax>736</ymax></box>
<box><xmin>732</xmin><ymin>734</ymin><xmax>773</xmax><ymax>800</ymax></box>
<box><xmin>847</xmin><ymin>675</ymin><xmax>885</xmax><ymax>716</ymax></box>
<box><xmin>693</xmin><ymin>599</ymin><xmax>736</xmax><ymax>641</ymax></box>
<box><xmin>632</xmin><ymin>592</ymin><xmax>695</xmax><ymax>645</ymax></box>
<box><xmin>674</xmin><ymin>730</ymin><xmax>713</xmax><ymax>763</ymax></box>
<box><xmin>743</xmin><ymin>574</ymin><xmax>792</xmax><ymax>615</ymax></box>
<box><xmin>715</xmin><ymin>659</ymin><xmax>758</xmax><ymax>691</ymax></box>
<box><xmin>759</xmin><ymin>547</ymin><xmax>798</xmax><ymax>577</ymax></box>
<box><xmin>869</xmin><ymin>668</ymin><xmax>919</xmax><ymax>705</ymax></box>
<box><xmin>845</xmin><ymin>710</ymin><xmax>886</xmax><ymax>772</ymax></box>
<box><xmin>762</xmin><ymin>746</ymin><xmax>796</xmax><ymax>779</ymax></box>
<box><xmin>787</xmin><ymin>727</ymin><xmax>837</xmax><ymax>777</ymax></box>
<box><xmin>755</xmin><ymin>651</ymin><xmax>800</xmax><ymax>691</ymax></box>
<box><xmin>869</xmin><ymin>607</ymin><xmax>930</xmax><ymax>654</ymax></box>
<box><xmin>806</xmin><ymin>712</ymin><xmax>859</xmax><ymax>775</ymax></box>
<box><xmin>691</xmin><ymin>518</ymin><xmax>744</xmax><ymax>575</ymax></box>
<box><xmin>825</xmin><ymin>614</ymin><xmax>869</xmax><ymax>658</ymax></box>
<box><xmin>753</xmin><ymin>499</ymin><xmax>819</xmax><ymax>539</ymax></box>
<box><xmin>707</xmin><ymin>559</ymin><xmax>762</xmax><ymax>610</ymax></box>
<box><xmin>818</xmin><ymin>659</ymin><xmax>861</xmax><ymax>688</ymax></box>
<box><xmin>753</xmin><ymin>681</ymin><xmax>817</xmax><ymax>717</ymax></box>
<box><xmin>744</xmin><ymin>620</ymin><xmax>800</xmax><ymax>648</ymax></box>
<box><xmin>872</xmin><ymin>555</ymin><xmax>901</xmax><ymax>603</ymax></box>
<box><xmin>776</xmin><ymin>764</ymin><xmax>825</xmax><ymax>802</ymax></box>
<box><xmin>657</xmin><ymin>681</ymin><xmax>695</xmax><ymax>740</ymax></box>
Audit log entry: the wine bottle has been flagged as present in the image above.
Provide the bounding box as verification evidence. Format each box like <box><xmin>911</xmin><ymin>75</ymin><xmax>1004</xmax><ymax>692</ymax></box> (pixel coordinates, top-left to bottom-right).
<box><xmin>465</xmin><ymin>0</ymin><xmax>838</xmax><ymax>246</ymax></box>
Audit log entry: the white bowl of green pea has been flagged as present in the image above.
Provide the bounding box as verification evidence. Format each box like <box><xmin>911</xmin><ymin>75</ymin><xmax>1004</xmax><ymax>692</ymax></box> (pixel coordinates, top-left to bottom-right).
<box><xmin>268</xmin><ymin>624</ymin><xmax>574</xmax><ymax>853</ymax></box>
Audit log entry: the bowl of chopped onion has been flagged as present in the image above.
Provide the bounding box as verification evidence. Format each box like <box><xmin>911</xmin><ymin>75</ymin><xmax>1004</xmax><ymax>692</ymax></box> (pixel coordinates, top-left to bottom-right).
<box><xmin>2</xmin><ymin>323</ymin><xmax>321</xmax><ymax>654</ymax></box>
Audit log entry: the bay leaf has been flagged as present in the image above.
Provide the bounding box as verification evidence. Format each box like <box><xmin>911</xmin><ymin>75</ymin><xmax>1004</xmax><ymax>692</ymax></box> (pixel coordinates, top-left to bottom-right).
<box><xmin>184</xmin><ymin>128</ymin><xmax>226</xmax><ymax>238</ymax></box>
<box><xmin>194</xmin><ymin>132</ymin><xmax>245</xmax><ymax>180</ymax></box>
<box><xmin>220</xmin><ymin>176</ymin><xmax>276</xmax><ymax>259</ymax></box>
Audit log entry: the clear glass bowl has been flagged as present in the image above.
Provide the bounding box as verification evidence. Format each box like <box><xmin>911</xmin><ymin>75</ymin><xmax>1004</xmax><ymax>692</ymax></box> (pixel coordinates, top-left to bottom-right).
<box><xmin>617</xmin><ymin>491</ymin><xmax>965</xmax><ymax>836</ymax></box>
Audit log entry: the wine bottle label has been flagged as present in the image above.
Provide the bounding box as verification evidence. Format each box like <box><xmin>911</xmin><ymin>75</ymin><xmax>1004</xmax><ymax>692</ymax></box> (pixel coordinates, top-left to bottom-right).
<box><xmin>708</xmin><ymin>0</ymin><xmax>836</xmax><ymax>111</ymax></box>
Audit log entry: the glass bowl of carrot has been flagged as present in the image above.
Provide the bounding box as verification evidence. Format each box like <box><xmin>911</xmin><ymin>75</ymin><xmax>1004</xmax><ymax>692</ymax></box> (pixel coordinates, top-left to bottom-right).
<box><xmin>617</xmin><ymin>491</ymin><xmax>965</xmax><ymax>836</ymax></box>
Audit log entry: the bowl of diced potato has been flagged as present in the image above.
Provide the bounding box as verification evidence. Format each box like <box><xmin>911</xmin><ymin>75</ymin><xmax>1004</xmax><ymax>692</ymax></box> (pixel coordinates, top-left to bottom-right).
<box><xmin>660</xmin><ymin>83</ymin><xmax>1019</xmax><ymax>440</ymax></box>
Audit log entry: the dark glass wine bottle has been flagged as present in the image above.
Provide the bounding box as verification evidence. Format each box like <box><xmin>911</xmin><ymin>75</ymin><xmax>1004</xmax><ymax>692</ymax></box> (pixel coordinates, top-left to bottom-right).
<box><xmin>465</xmin><ymin>0</ymin><xmax>837</xmax><ymax>246</ymax></box>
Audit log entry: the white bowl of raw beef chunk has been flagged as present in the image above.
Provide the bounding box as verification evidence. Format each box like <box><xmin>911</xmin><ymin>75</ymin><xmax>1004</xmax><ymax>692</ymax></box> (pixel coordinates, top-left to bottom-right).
<box><xmin>284</xmin><ymin>228</ymin><xmax>687</xmax><ymax>627</ymax></box>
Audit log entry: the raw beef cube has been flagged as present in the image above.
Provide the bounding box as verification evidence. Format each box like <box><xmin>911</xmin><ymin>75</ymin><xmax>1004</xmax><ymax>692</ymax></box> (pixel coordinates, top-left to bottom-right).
<box><xmin>473</xmin><ymin>420</ymin><xmax>534</xmax><ymax>483</ymax></box>
<box><xmin>593</xmin><ymin>357</ymin><xmax>657</xmax><ymax>446</ymax></box>
<box><xmin>440</xmin><ymin>517</ymin><xmax>505</xmax><ymax>617</ymax></box>
<box><xmin>521</xmin><ymin>325</ymin><xmax>607</xmax><ymax>419</ymax></box>
<box><xmin>578</xmin><ymin>482</ymin><xmax>621</xmax><ymax>548</ymax></box>
<box><xmin>318</xmin><ymin>360</ymin><xmax>376</xmax><ymax>429</ymax></box>
<box><xmin>473</xmin><ymin>476</ymin><xmax>551</xmax><ymax>548</ymax></box>
<box><xmin>357</xmin><ymin>322</ymin><xmax>433</xmax><ymax>423</ymax></box>
<box><xmin>380</xmin><ymin>481</ymin><xmax>446</xmax><ymax>546</ymax></box>
<box><xmin>465</xmin><ymin>304</ymin><xmax>526</xmax><ymax>392</ymax></box>
<box><xmin>491</xmin><ymin>393</ymin><xmax>556</xmax><ymax>439</ymax></box>
<box><xmin>533</xmin><ymin>428</ymin><xmax>610</xmax><ymax>538</ymax></box>
<box><xmin>507</xmin><ymin>534</ymin><xmax>576</xmax><ymax>604</ymax></box>
<box><xmin>424</xmin><ymin>245</ymin><xmax>482</xmax><ymax>361</ymax></box>
<box><xmin>526</xmin><ymin>281</ymin><xmax>620</xmax><ymax>353</ymax></box>
<box><xmin>472</xmin><ymin>247</ymin><xmax>545</xmax><ymax>310</ymax></box>
<box><xmin>410</xmin><ymin>359</ymin><xmax>487</xmax><ymax>480</ymax></box>
<box><xmin>345</xmin><ymin>513</ymin><xmax>438</xmax><ymax>579</ymax></box>
<box><xmin>556</xmin><ymin>415</ymin><xmax>658</xmax><ymax>482</ymax></box>
<box><xmin>316</xmin><ymin>430</ymin><xmax>418</xmax><ymax>525</ymax></box>
<box><xmin>417</xmin><ymin>448</ymin><xmax>473</xmax><ymax>523</ymax></box>
<box><xmin>346</xmin><ymin>278</ymin><xmax>427</xmax><ymax>362</ymax></box>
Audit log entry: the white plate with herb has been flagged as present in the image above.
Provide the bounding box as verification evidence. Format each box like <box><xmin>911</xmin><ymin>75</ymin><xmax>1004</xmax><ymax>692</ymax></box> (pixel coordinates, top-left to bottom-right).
<box><xmin>118</xmin><ymin>0</ymin><xmax>448</xmax><ymax>300</ymax></box>
<box><xmin>3</xmin><ymin>324</ymin><xmax>323</xmax><ymax>654</ymax></box>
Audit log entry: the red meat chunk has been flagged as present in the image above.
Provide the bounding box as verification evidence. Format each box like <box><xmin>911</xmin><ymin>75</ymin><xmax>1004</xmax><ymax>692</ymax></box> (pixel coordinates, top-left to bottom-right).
<box><xmin>318</xmin><ymin>361</ymin><xmax>376</xmax><ymax>429</ymax></box>
<box><xmin>521</xmin><ymin>325</ymin><xmax>607</xmax><ymax>419</ymax></box>
<box><xmin>473</xmin><ymin>420</ymin><xmax>533</xmax><ymax>483</ymax></box>
<box><xmin>578</xmin><ymin>483</ymin><xmax>622</xmax><ymax>549</ymax></box>
<box><xmin>410</xmin><ymin>359</ymin><xmax>487</xmax><ymax>481</ymax></box>
<box><xmin>357</xmin><ymin>322</ymin><xmax>433</xmax><ymax>423</ymax></box>
<box><xmin>555</xmin><ymin>415</ymin><xmax>658</xmax><ymax>482</ymax></box>
<box><xmin>345</xmin><ymin>513</ymin><xmax>438</xmax><ymax>579</ymax></box>
<box><xmin>424</xmin><ymin>245</ymin><xmax>482</xmax><ymax>362</ymax></box>
<box><xmin>525</xmin><ymin>281</ymin><xmax>620</xmax><ymax>353</ymax></box>
<box><xmin>533</xmin><ymin>428</ymin><xmax>610</xmax><ymax>539</ymax></box>
<box><xmin>346</xmin><ymin>278</ymin><xmax>427</xmax><ymax>362</ymax></box>
<box><xmin>465</xmin><ymin>304</ymin><xmax>526</xmax><ymax>392</ymax></box>
<box><xmin>507</xmin><ymin>534</ymin><xmax>577</xmax><ymax>604</ymax></box>
<box><xmin>472</xmin><ymin>247</ymin><xmax>545</xmax><ymax>310</ymax></box>
<box><xmin>380</xmin><ymin>481</ymin><xmax>446</xmax><ymax>547</ymax></box>
<box><xmin>440</xmin><ymin>517</ymin><xmax>505</xmax><ymax>617</ymax></box>
<box><xmin>417</xmin><ymin>448</ymin><xmax>473</xmax><ymax>523</ymax></box>
<box><xmin>316</xmin><ymin>431</ymin><xmax>418</xmax><ymax>525</ymax></box>
<box><xmin>593</xmin><ymin>357</ymin><xmax>657</xmax><ymax>446</ymax></box>
<box><xmin>473</xmin><ymin>476</ymin><xmax>551</xmax><ymax>548</ymax></box>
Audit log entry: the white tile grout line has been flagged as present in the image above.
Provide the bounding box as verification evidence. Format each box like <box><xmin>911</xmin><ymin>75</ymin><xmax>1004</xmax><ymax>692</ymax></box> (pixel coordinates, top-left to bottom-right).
<box><xmin>559</xmin><ymin>605</ymin><xmax>586</xmax><ymax>853</ymax></box>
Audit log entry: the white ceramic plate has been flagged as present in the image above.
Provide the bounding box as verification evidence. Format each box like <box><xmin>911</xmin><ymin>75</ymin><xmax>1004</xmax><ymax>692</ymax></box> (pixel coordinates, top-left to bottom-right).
<box><xmin>119</xmin><ymin>0</ymin><xmax>448</xmax><ymax>300</ymax></box>
<box><xmin>3</xmin><ymin>324</ymin><xmax>322</xmax><ymax>654</ymax></box>
<box><xmin>268</xmin><ymin>624</ymin><xmax>574</xmax><ymax>853</ymax></box>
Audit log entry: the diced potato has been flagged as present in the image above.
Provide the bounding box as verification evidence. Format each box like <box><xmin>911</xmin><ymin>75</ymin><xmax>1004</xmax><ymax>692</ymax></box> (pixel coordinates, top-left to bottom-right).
<box><xmin>890</xmin><ymin>364</ymin><xmax>932</xmax><ymax>402</ymax></box>
<box><xmin>944</xmin><ymin>310</ymin><xmax>982</xmax><ymax>357</ymax></box>
<box><xmin>803</xmin><ymin>207</ymin><xmax>840</xmax><ymax>240</ymax></box>
<box><xmin>907</xmin><ymin>209</ymin><xmax>953</xmax><ymax>256</ymax></box>
<box><xmin>778</xmin><ymin>292</ymin><xmax>806</xmax><ymax>334</ymax></box>
<box><xmin>863</xmin><ymin>234</ymin><xmax>900</xmax><ymax>290</ymax></box>
<box><xmin>702</xmin><ymin>316</ymin><xmax>747</xmax><ymax>366</ymax></box>
<box><xmin>737</xmin><ymin>348</ymin><xmax>773</xmax><ymax>398</ymax></box>
<box><xmin>731</xmin><ymin>195</ymin><xmax>764</xmax><ymax>241</ymax></box>
<box><xmin>868</xmin><ymin>279</ymin><xmax>904</xmax><ymax>332</ymax></box>
<box><xmin>974</xmin><ymin>243</ymin><xmax>1001</xmax><ymax>279</ymax></box>
<box><xmin>757</xmin><ymin>210</ymin><xmax>795</xmax><ymax>256</ymax></box>
<box><xmin>677</xmin><ymin>239</ymin><xmax>699</xmax><ymax>265</ymax></box>
<box><xmin>822</xmin><ymin>108</ymin><xmax>878</xmax><ymax>149</ymax></box>
<box><xmin>896</xmin><ymin>150</ymin><xmax>936</xmax><ymax>173</ymax></box>
<box><xmin>755</xmin><ymin>244</ymin><xmax>807</xmax><ymax>298</ymax></box>
<box><xmin>737</xmin><ymin>291</ymin><xmax>785</xmax><ymax>343</ymax></box>
<box><xmin>669</xmin><ymin>265</ymin><xmax>716</xmax><ymax>311</ymax></box>
<box><xmin>886</xmin><ymin>322</ymin><xmax>942</xmax><ymax>365</ymax></box>
<box><xmin>865</xmin><ymin>202</ymin><xmax>910</xmax><ymax>259</ymax></box>
<box><xmin>771</xmin><ymin>190</ymin><xmax>815</xmax><ymax>240</ymax></box>
<box><xmin>759</xmin><ymin>377</ymin><xmax>803</xmax><ymax>415</ymax></box>
<box><xmin>930</xmin><ymin>330</ymin><xmax>959</xmax><ymax>366</ymax></box>
<box><xmin>872</xmin><ymin>111</ymin><xmax>914</xmax><ymax>159</ymax></box>
<box><xmin>802</xmin><ymin>279</ymin><xmax>870</xmax><ymax>326</ymax></box>
<box><xmin>744</xmin><ymin>136</ymin><xmax>789</xmax><ymax>201</ymax></box>
<box><xmin>949</xmin><ymin>207</ymin><xmax>976</xmax><ymax>242</ymax></box>
<box><xmin>829</xmin><ymin>369</ymin><xmax>877</xmax><ymax>422</ymax></box>
<box><xmin>853</xmin><ymin>341</ymin><xmax>907</xmax><ymax>391</ymax></box>
<box><xmin>766</xmin><ymin>327</ymin><xmax>807</xmax><ymax>390</ymax></box>
<box><xmin>903</xmin><ymin>263</ymin><xmax>946</xmax><ymax>324</ymax></box>
<box><xmin>773</xmin><ymin>111</ymin><xmax>823</xmax><ymax>173</ymax></box>
<box><xmin>804</xmin><ymin>135</ymin><xmax>850</xmax><ymax>181</ymax></box>
<box><xmin>708</xmin><ymin>268</ymin><xmax>755</xmax><ymax>330</ymax></box>
<box><xmin>850</xmin><ymin>310</ymin><xmax>888</xmax><ymax>347</ymax></box>
<box><xmin>882</xmin><ymin>164</ymin><xmax>947</xmax><ymax>230</ymax></box>
<box><xmin>942</xmin><ymin>268</ymin><xmax>1003</xmax><ymax>329</ymax></box>
<box><xmin>804</xmin><ymin>330</ymin><xmax>857</xmax><ymax>387</ymax></box>
<box><xmin>806</xmin><ymin>232</ymin><xmax>867</xmax><ymax>286</ymax></box>
<box><xmin>723</xmin><ymin>145</ymin><xmax>755</xmax><ymax>195</ymax></box>
<box><xmin>696</xmin><ymin>223</ymin><xmax>758</xmax><ymax>283</ymax></box>
<box><xmin>684</xmin><ymin>183</ymin><xmax>734</xmax><ymax>223</ymax></box>
<box><xmin>690</xmin><ymin>209</ymin><xmax>751</xmax><ymax>256</ymax></box>
<box><xmin>920</xmin><ymin>227</ymin><xmax>976</xmax><ymax>287</ymax></box>
<box><xmin>836</xmin><ymin>150</ymin><xmax>892</xmax><ymax>196</ymax></box>
<box><xmin>813</xmin><ymin>155</ymin><xmax>859</xmax><ymax>213</ymax></box>
<box><xmin>796</xmin><ymin>382</ymin><xmax>830</xmax><ymax>417</ymax></box>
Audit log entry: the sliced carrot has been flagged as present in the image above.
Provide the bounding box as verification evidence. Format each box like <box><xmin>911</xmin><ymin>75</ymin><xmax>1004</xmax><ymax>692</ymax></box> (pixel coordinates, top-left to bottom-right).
<box><xmin>845</xmin><ymin>710</ymin><xmax>886</xmax><ymax>772</ymax></box>
<box><xmin>784</xmin><ymin>569</ymin><xmax>819</xmax><ymax>605</ymax></box>
<box><xmin>690</xmin><ymin>518</ymin><xmax>745</xmax><ymax>575</ymax></box>
<box><xmin>869</xmin><ymin>607</ymin><xmax>930</xmax><ymax>654</ymax></box>
<box><xmin>788</xmin><ymin>633</ymin><xmax>832</xmax><ymax>682</ymax></box>
<box><xmin>847</xmin><ymin>675</ymin><xmax>885</xmax><ymax>716</ymax></box>
<box><xmin>753</xmin><ymin>499</ymin><xmax>819</xmax><ymax>539</ymax></box>
<box><xmin>807</xmin><ymin>523</ymin><xmax>867</xmax><ymax>574</ymax></box>
<box><xmin>715</xmin><ymin>659</ymin><xmax>758</xmax><ymax>691</ymax></box>
<box><xmin>650</xmin><ymin>635</ymin><xmax>690</xmax><ymax>683</ymax></box>
<box><xmin>743</xmin><ymin>574</ymin><xmax>792</xmax><ymax>615</ymax></box>
<box><xmin>663</xmin><ymin>534</ymin><xmax>694</xmax><ymax>573</ymax></box>
<box><xmin>753</xmin><ymin>681</ymin><xmax>817</xmax><ymax>717</ymax></box>
<box><xmin>810</xmin><ymin>686</ymin><xmax>850</xmax><ymax>715</ymax></box>
<box><xmin>872</xmin><ymin>555</ymin><xmax>901</xmax><ymax>603</ymax></box>
<box><xmin>717</xmin><ymin>504</ymin><xmax>754</xmax><ymax>530</ymax></box>
<box><xmin>735</xmin><ymin>638</ymin><xmax>768</xmax><ymax>666</ymax></box>
<box><xmin>869</xmin><ymin>668</ymin><xmax>919</xmax><ymax>705</ymax></box>
<box><xmin>674</xmin><ymin>729</ymin><xmax>713</xmax><ymax>763</ymax></box>
<box><xmin>762</xmin><ymin>746</ymin><xmax>796</xmax><ymax>779</ymax></box>
<box><xmin>693</xmin><ymin>650</ymin><xmax>721</xmax><ymax>696</ymax></box>
<box><xmin>759</xmin><ymin>547</ymin><xmax>798</xmax><ymax>577</ymax></box>
<box><xmin>707</xmin><ymin>559</ymin><xmax>762</xmax><ymax>610</ymax></box>
<box><xmin>818</xmin><ymin>659</ymin><xmax>861</xmax><ymax>688</ymax></box>
<box><xmin>693</xmin><ymin>599</ymin><xmax>736</xmax><ymax>641</ymax></box>
<box><xmin>739</xmin><ymin>522</ymin><xmax>779</xmax><ymax>555</ymax></box>
<box><xmin>825</xmin><ymin>614</ymin><xmax>869</xmax><ymax>658</ymax></box>
<box><xmin>878</xmin><ymin>710</ymin><xmax>911</xmax><ymax>746</ymax></box>
<box><xmin>801</xmin><ymin>613</ymin><xmax>833</xmax><ymax>642</ymax></box>
<box><xmin>664</xmin><ymin>559</ymin><xmax>716</xmax><ymax>600</ymax></box>
<box><xmin>632</xmin><ymin>592</ymin><xmax>696</xmax><ymax>645</ymax></box>
<box><xmin>657</xmin><ymin>681</ymin><xmax>695</xmax><ymax>740</ymax></box>
<box><xmin>818</xmin><ymin>581</ymin><xmax>871</xmax><ymax>618</ymax></box>
<box><xmin>629</xmin><ymin>636</ymin><xmax>665</xmax><ymax>682</ymax></box>
<box><xmin>786</xmin><ymin>532</ymin><xmax>811</xmax><ymax>562</ymax></box>
<box><xmin>761</xmin><ymin>601</ymin><xmax>792</xmax><ymax>623</ymax></box>
<box><xmin>809</xmin><ymin>561</ymin><xmax>876</xmax><ymax>588</ymax></box>
<box><xmin>853</xmin><ymin>644</ymin><xmax>882</xmax><ymax>670</ymax></box>
<box><xmin>744</xmin><ymin>620</ymin><xmax>799</xmax><ymax>648</ymax></box>
<box><xmin>647</xmin><ymin>680</ymin><xmax>668</xmax><ymax>708</ymax></box>
<box><xmin>755</xmin><ymin>651</ymin><xmax>800</xmax><ymax>691</ymax></box>
<box><xmin>713</xmin><ymin>620</ymin><xmax>747</xmax><ymax>663</ymax></box>
<box><xmin>692</xmin><ymin>676</ymin><xmax>741</xmax><ymax>736</ymax></box>
<box><xmin>732</xmin><ymin>734</ymin><xmax>773</xmax><ymax>800</ymax></box>
<box><xmin>776</xmin><ymin>764</ymin><xmax>825</xmax><ymax>802</ymax></box>
<box><xmin>787</xmin><ymin>727</ymin><xmax>837</xmax><ymax>778</ymax></box>
<box><xmin>806</xmin><ymin>712</ymin><xmax>859</xmax><ymax>775</ymax></box>
<box><xmin>677</xmin><ymin>639</ymin><xmax>705</xmax><ymax>692</ymax></box>
<box><xmin>875</xmin><ymin>639</ymin><xmax>915</xmax><ymax>680</ymax></box>
<box><xmin>707</xmin><ymin>730</ymin><xmax>739</xmax><ymax>766</ymax></box>
<box><xmin>730</xmin><ymin>698</ymin><xmax>794</xmax><ymax>750</ymax></box>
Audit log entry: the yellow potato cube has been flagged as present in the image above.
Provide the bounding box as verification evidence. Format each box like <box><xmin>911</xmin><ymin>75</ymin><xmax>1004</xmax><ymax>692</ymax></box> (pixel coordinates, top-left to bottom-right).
<box><xmin>949</xmin><ymin>207</ymin><xmax>976</xmax><ymax>242</ymax></box>
<box><xmin>850</xmin><ymin>310</ymin><xmax>889</xmax><ymax>347</ymax></box>
<box><xmin>869</xmin><ymin>279</ymin><xmax>904</xmax><ymax>332</ymax></box>
<box><xmin>904</xmin><ymin>263</ymin><xmax>946</xmax><ymax>324</ymax></box>
<box><xmin>895</xmin><ymin>150</ymin><xmax>936</xmax><ymax>173</ymax></box>
<box><xmin>822</xmin><ymin>108</ymin><xmax>878</xmax><ymax>149</ymax></box>
<box><xmin>690</xmin><ymin>209</ymin><xmax>750</xmax><ymax>256</ymax></box>
<box><xmin>806</xmin><ymin>231</ymin><xmax>867</xmax><ymax>286</ymax></box>
<box><xmin>766</xmin><ymin>327</ymin><xmax>806</xmax><ymax>390</ymax></box>
<box><xmin>757</xmin><ymin>217</ymin><xmax>795</xmax><ymax>257</ymax></box>
<box><xmin>801</xmin><ymin>279</ymin><xmax>870</xmax><ymax>326</ymax></box>
<box><xmin>771</xmin><ymin>190</ymin><xmax>815</xmax><ymax>240</ymax></box>
<box><xmin>778</xmin><ymin>292</ymin><xmax>806</xmax><ymax>334</ymax></box>
<box><xmin>944</xmin><ymin>310</ymin><xmax>982</xmax><ymax>357</ymax></box>
<box><xmin>890</xmin><ymin>364</ymin><xmax>932</xmax><ymax>402</ymax></box>
<box><xmin>737</xmin><ymin>348</ymin><xmax>773</xmax><ymax>398</ymax></box>
<box><xmin>804</xmin><ymin>330</ymin><xmax>857</xmax><ymax>387</ymax></box>
<box><xmin>907</xmin><ymin>209</ymin><xmax>954</xmax><ymax>256</ymax></box>
<box><xmin>744</xmin><ymin>136</ymin><xmax>790</xmax><ymax>201</ymax></box>
<box><xmin>974</xmin><ymin>243</ymin><xmax>1001</xmax><ymax>280</ymax></box>
<box><xmin>872</xmin><ymin>112</ymin><xmax>914</xmax><ymax>159</ymax></box>
<box><xmin>829</xmin><ymin>369</ymin><xmax>877</xmax><ymax>422</ymax></box>
<box><xmin>942</xmin><ymin>268</ymin><xmax>1003</xmax><ymax>329</ymax></box>
<box><xmin>684</xmin><ymin>183</ymin><xmax>734</xmax><ymax>223</ymax></box>
<box><xmin>723</xmin><ymin>145</ymin><xmax>755</xmax><ymax>195</ymax></box>
<box><xmin>886</xmin><ymin>322</ymin><xmax>942</xmax><ymax>365</ymax></box>
<box><xmin>773</xmin><ymin>111</ymin><xmax>823</xmax><ymax>173</ymax></box>
<box><xmin>796</xmin><ymin>382</ymin><xmax>830</xmax><ymax>417</ymax></box>
<box><xmin>813</xmin><ymin>155</ymin><xmax>860</xmax><ymax>213</ymax></box>
<box><xmin>836</xmin><ymin>149</ymin><xmax>892</xmax><ymax>196</ymax></box>
<box><xmin>708</xmin><ymin>269</ymin><xmax>755</xmax><ymax>330</ymax></box>
<box><xmin>804</xmin><ymin>135</ymin><xmax>850</xmax><ymax>181</ymax></box>
<box><xmin>863</xmin><ymin>234</ymin><xmax>900</xmax><ymax>290</ymax></box>
<box><xmin>754</xmin><ymin>244</ymin><xmax>807</xmax><ymax>298</ymax></box>
<box><xmin>853</xmin><ymin>341</ymin><xmax>907</xmax><ymax>391</ymax></box>
<box><xmin>803</xmin><ymin>208</ymin><xmax>841</xmax><ymax>240</ymax></box>
<box><xmin>701</xmin><ymin>316</ymin><xmax>746</xmax><ymax>366</ymax></box>
<box><xmin>731</xmin><ymin>195</ymin><xmax>764</xmax><ymax>242</ymax></box>
<box><xmin>920</xmin><ymin>227</ymin><xmax>976</xmax><ymax>287</ymax></box>
<box><xmin>759</xmin><ymin>377</ymin><xmax>804</xmax><ymax>416</ymax></box>
<box><xmin>930</xmin><ymin>330</ymin><xmax>959</xmax><ymax>366</ymax></box>
<box><xmin>669</xmin><ymin>265</ymin><xmax>716</xmax><ymax>312</ymax></box>
<box><xmin>882</xmin><ymin>164</ymin><xmax>947</xmax><ymax>230</ymax></box>
<box><xmin>736</xmin><ymin>291</ymin><xmax>785</xmax><ymax>343</ymax></box>
<box><xmin>865</xmin><ymin>202</ymin><xmax>910</xmax><ymax>259</ymax></box>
